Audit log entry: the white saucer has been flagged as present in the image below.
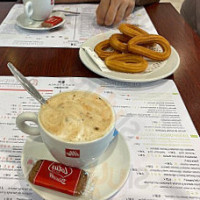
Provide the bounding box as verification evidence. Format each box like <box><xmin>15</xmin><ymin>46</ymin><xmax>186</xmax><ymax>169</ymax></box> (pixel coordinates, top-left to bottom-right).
<box><xmin>21</xmin><ymin>134</ymin><xmax>130</xmax><ymax>200</ymax></box>
<box><xmin>16</xmin><ymin>12</ymin><xmax>66</xmax><ymax>31</ymax></box>
<box><xmin>79</xmin><ymin>31</ymin><xmax>180</xmax><ymax>83</ymax></box>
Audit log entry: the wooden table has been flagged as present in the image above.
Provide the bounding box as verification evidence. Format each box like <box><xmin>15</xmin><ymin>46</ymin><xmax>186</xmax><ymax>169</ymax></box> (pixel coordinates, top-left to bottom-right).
<box><xmin>0</xmin><ymin>2</ymin><xmax>200</xmax><ymax>134</ymax></box>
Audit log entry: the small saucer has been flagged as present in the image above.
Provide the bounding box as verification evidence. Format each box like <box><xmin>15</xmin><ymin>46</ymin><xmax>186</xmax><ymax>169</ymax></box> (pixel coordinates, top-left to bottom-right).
<box><xmin>16</xmin><ymin>12</ymin><xmax>66</xmax><ymax>31</ymax></box>
<box><xmin>21</xmin><ymin>134</ymin><xmax>130</xmax><ymax>200</ymax></box>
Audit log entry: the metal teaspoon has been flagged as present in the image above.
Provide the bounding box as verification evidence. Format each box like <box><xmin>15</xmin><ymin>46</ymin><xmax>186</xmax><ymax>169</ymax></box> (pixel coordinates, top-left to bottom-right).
<box><xmin>7</xmin><ymin>62</ymin><xmax>46</xmax><ymax>105</ymax></box>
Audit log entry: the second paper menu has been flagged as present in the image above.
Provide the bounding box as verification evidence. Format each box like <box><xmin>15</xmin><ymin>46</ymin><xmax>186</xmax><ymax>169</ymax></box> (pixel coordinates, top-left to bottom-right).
<box><xmin>0</xmin><ymin>4</ymin><xmax>157</xmax><ymax>48</ymax></box>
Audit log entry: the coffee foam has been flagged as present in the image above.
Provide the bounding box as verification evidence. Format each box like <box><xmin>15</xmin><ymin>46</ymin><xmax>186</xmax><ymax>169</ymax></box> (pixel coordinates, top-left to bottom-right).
<box><xmin>39</xmin><ymin>91</ymin><xmax>114</xmax><ymax>142</ymax></box>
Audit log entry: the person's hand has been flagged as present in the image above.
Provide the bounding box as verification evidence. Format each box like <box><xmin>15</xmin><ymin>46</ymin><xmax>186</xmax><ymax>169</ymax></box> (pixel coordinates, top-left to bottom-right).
<box><xmin>96</xmin><ymin>0</ymin><xmax>135</xmax><ymax>26</ymax></box>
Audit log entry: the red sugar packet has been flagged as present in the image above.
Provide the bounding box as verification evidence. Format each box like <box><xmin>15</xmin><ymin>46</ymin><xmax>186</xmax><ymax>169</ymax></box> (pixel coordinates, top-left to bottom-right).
<box><xmin>42</xmin><ymin>16</ymin><xmax>63</xmax><ymax>27</ymax></box>
<box><xmin>28</xmin><ymin>160</ymin><xmax>88</xmax><ymax>196</ymax></box>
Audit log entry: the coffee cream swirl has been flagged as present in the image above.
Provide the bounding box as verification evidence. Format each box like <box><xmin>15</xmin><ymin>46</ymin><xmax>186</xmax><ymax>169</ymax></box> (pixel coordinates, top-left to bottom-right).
<box><xmin>39</xmin><ymin>91</ymin><xmax>114</xmax><ymax>142</ymax></box>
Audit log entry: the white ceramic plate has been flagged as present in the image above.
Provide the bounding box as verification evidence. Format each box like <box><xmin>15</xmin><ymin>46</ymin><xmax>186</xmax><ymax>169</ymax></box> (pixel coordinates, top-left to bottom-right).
<box><xmin>79</xmin><ymin>31</ymin><xmax>180</xmax><ymax>83</ymax></box>
<box><xmin>21</xmin><ymin>134</ymin><xmax>130</xmax><ymax>200</ymax></box>
<box><xmin>16</xmin><ymin>12</ymin><xmax>65</xmax><ymax>31</ymax></box>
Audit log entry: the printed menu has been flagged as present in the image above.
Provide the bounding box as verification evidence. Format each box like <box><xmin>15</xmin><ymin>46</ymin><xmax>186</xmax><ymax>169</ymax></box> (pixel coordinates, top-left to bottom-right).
<box><xmin>0</xmin><ymin>4</ymin><xmax>157</xmax><ymax>48</ymax></box>
<box><xmin>0</xmin><ymin>76</ymin><xmax>200</xmax><ymax>200</ymax></box>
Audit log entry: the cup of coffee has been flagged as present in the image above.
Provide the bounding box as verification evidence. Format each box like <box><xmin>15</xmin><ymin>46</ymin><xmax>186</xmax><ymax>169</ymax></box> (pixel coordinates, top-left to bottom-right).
<box><xmin>23</xmin><ymin>0</ymin><xmax>54</xmax><ymax>21</ymax></box>
<box><xmin>16</xmin><ymin>91</ymin><xmax>116</xmax><ymax>168</ymax></box>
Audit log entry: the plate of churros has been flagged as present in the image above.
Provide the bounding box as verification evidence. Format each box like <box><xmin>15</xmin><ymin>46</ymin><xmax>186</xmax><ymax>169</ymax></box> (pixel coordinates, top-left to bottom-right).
<box><xmin>79</xmin><ymin>23</ymin><xmax>180</xmax><ymax>83</ymax></box>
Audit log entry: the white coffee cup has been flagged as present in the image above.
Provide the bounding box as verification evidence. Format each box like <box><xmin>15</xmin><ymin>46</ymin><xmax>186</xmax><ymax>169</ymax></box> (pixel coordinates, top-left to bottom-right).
<box><xmin>23</xmin><ymin>0</ymin><xmax>54</xmax><ymax>21</ymax></box>
<box><xmin>16</xmin><ymin>91</ymin><xmax>116</xmax><ymax>168</ymax></box>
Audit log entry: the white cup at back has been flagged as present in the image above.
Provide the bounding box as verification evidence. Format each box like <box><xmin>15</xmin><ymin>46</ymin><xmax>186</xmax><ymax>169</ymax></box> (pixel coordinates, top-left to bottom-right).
<box><xmin>23</xmin><ymin>0</ymin><xmax>54</xmax><ymax>21</ymax></box>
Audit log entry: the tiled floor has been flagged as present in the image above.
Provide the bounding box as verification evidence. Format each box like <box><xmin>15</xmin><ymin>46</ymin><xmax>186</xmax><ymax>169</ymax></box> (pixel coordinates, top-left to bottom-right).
<box><xmin>160</xmin><ymin>0</ymin><xmax>184</xmax><ymax>13</ymax></box>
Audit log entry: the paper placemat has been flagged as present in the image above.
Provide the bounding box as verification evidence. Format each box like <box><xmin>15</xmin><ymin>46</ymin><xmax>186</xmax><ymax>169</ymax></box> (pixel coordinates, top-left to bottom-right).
<box><xmin>0</xmin><ymin>76</ymin><xmax>200</xmax><ymax>200</ymax></box>
<box><xmin>0</xmin><ymin>4</ymin><xmax>157</xmax><ymax>48</ymax></box>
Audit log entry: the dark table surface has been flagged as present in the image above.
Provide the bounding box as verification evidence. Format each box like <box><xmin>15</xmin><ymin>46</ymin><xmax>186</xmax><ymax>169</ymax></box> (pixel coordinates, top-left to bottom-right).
<box><xmin>0</xmin><ymin>2</ymin><xmax>200</xmax><ymax>134</ymax></box>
